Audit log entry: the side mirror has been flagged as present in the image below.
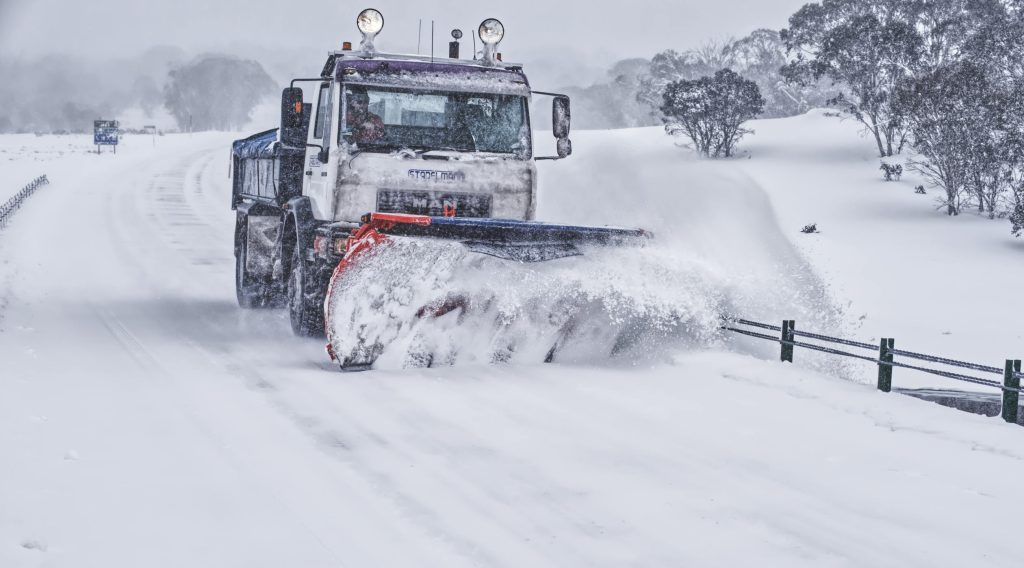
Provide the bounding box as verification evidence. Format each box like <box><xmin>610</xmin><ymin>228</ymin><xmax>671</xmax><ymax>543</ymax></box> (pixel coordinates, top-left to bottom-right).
<box><xmin>280</xmin><ymin>87</ymin><xmax>304</xmax><ymax>146</ymax></box>
<box><xmin>556</xmin><ymin>137</ymin><xmax>572</xmax><ymax>158</ymax></box>
<box><xmin>552</xmin><ymin>96</ymin><xmax>571</xmax><ymax>139</ymax></box>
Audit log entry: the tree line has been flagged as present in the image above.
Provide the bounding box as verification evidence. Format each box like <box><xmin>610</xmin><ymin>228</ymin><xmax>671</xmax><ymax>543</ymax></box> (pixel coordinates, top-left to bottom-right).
<box><xmin>0</xmin><ymin>51</ymin><xmax>275</xmax><ymax>134</ymax></box>
<box><xmin>562</xmin><ymin>29</ymin><xmax>834</xmax><ymax>131</ymax></box>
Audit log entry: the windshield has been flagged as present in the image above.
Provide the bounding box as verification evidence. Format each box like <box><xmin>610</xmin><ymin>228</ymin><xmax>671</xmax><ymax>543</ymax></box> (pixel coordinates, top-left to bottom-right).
<box><xmin>341</xmin><ymin>86</ymin><xmax>530</xmax><ymax>158</ymax></box>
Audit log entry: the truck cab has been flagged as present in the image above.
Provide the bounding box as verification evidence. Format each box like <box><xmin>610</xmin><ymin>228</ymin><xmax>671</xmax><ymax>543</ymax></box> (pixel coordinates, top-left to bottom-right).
<box><xmin>231</xmin><ymin>11</ymin><xmax>572</xmax><ymax>336</ymax></box>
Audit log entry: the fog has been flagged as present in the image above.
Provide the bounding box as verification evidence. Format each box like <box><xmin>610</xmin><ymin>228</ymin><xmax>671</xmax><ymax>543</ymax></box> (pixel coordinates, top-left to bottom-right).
<box><xmin>0</xmin><ymin>0</ymin><xmax>807</xmax><ymax>132</ymax></box>
<box><xmin>1</xmin><ymin>0</ymin><xmax>804</xmax><ymax>80</ymax></box>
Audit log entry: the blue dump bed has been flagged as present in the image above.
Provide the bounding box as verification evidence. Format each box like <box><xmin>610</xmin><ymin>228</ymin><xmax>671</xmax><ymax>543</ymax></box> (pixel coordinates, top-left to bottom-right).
<box><xmin>230</xmin><ymin>128</ymin><xmax>306</xmax><ymax>209</ymax></box>
<box><xmin>232</xmin><ymin>128</ymin><xmax>281</xmax><ymax>160</ymax></box>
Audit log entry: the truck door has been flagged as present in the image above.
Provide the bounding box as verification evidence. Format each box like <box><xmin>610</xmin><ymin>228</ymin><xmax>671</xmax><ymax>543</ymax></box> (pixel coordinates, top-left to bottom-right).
<box><xmin>304</xmin><ymin>82</ymin><xmax>334</xmax><ymax>219</ymax></box>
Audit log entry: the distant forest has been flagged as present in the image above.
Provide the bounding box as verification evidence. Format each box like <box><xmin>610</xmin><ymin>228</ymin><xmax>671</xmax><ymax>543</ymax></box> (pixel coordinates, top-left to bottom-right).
<box><xmin>558</xmin><ymin>29</ymin><xmax>835</xmax><ymax>130</ymax></box>
<box><xmin>0</xmin><ymin>47</ymin><xmax>277</xmax><ymax>134</ymax></box>
<box><xmin>0</xmin><ymin>29</ymin><xmax>830</xmax><ymax>135</ymax></box>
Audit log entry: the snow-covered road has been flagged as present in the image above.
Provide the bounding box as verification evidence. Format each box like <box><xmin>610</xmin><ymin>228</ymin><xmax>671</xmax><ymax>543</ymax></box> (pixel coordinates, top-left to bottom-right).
<box><xmin>2</xmin><ymin>133</ymin><xmax>1024</xmax><ymax>567</ymax></box>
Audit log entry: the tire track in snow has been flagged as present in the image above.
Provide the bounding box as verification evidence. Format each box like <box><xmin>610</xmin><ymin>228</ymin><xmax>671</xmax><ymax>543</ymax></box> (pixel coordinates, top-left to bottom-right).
<box><xmin>100</xmin><ymin>147</ymin><xmax>711</xmax><ymax>565</ymax></box>
<box><xmin>102</xmin><ymin>146</ymin><xmax>623</xmax><ymax>566</ymax></box>
<box><xmin>96</xmin><ymin>146</ymin><xmax>497</xmax><ymax>567</ymax></box>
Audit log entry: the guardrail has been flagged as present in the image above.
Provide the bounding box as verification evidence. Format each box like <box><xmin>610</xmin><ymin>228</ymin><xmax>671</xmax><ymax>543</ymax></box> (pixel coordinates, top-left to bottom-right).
<box><xmin>723</xmin><ymin>318</ymin><xmax>1023</xmax><ymax>424</ymax></box>
<box><xmin>0</xmin><ymin>176</ymin><xmax>49</xmax><ymax>230</ymax></box>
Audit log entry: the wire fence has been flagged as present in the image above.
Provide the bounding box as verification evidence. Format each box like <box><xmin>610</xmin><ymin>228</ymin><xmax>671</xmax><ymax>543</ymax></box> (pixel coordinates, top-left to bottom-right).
<box><xmin>722</xmin><ymin>317</ymin><xmax>1023</xmax><ymax>425</ymax></box>
<box><xmin>0</xmin><ymin>175</ymin><xmax>49</xmax><ymax>230</ymax></box>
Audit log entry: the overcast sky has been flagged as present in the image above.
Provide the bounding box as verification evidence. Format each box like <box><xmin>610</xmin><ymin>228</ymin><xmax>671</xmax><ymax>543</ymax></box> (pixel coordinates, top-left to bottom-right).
<box><xmin>1</xmin><ymin>0</ymin><xmax>807</xmax><ymax>62</ymax></box>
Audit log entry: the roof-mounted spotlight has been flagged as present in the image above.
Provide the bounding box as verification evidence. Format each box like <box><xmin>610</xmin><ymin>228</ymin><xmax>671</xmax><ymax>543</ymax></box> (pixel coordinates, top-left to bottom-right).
<box><xmin>357</xmin><ymin>8</ymin><xmax>384</xmax><ymax>54</ymax></box>
<box><xmin>478</xmin><ymin>18</ymin><xmax>504</xmax><ymax>65</ymax></box>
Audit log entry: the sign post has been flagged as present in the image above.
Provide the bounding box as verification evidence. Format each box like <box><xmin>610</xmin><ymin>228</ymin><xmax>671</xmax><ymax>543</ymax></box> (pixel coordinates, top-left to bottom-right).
<box><xmin>93</xmin><ymin>120</ymin><xmax>119</xmax><ymax>154</ymax></box>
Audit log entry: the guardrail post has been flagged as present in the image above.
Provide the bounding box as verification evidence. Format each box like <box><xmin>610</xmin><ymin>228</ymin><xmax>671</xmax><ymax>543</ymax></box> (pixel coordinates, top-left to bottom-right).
<box><xmin>877</xmin><ymin>338</ymin><xmax>894</xmax><ymax>392</ymax></box>
<box><xmin>1</xmin><ymin>175</ymin><xmax>49</xmax><ymax>230</ymax></box>
<box><xmin>1001</xmin><ymin>359</ymin><xmax>1021</xmax><ymax>424</ymax></box>
<box><xmin>780</xmin><ymin>320</ymin><xmax>795</xmax><ymax>363</ymax></box>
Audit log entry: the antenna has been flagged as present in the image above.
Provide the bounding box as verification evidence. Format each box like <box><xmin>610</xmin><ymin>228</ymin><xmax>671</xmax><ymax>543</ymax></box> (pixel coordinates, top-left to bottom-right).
<box><xmin>472</xmin><ymin>35</ymin><xmax>477</xmax><ymax>60</ymax></box>
<box><xmin>417</xmin><ymin>19</ymin><xmax>422</xmax><ymax>54</ymax></box>
<box><xmin>430</xmin><ymin>20</ymin><xmax>435</xmax><ymax>62</ymax></box>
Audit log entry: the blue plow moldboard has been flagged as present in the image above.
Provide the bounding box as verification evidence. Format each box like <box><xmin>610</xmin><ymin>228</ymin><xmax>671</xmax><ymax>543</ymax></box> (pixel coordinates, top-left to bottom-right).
<box><xmin>380</xmin><ymin>216</ymin><xmax>650</xmax><ymax>262</ymax></box>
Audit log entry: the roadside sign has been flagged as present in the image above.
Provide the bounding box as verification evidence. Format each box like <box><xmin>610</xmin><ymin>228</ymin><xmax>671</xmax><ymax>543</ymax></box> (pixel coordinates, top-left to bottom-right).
<box><xmin>94</xmin><ymin>120</ymin><xmax>119</xmax><ymax>153</ymax></box>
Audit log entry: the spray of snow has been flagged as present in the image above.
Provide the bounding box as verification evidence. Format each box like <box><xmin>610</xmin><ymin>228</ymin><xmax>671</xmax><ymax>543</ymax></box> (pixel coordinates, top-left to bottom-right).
<box><xmin>326</xmin><ymin>236</ymin><xmax>730</xmax><ymax>369</ymax></box>
<box><xmin>327</xmin><ymin>128</ymin><xmax>845</xmax><ymax>370</ymax></box>
<box><xmin>326</xmin><ymin>234</ymin><xmax>841</xmax><ymax>371</ymax></box>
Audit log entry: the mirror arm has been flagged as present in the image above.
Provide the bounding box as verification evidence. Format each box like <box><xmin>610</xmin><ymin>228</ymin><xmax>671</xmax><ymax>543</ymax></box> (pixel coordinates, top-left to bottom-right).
<box><xmin>530</xmin><ymin>90</ymin><xmax>569</xmax><ymax>97</ymax></box>
<box><xmin>290</xmin><ymin>77</ymin><xmax>324</xmax><ymax>89</ymax></box>
<box><xmin>305</xmin><ymin>143</ymin><xmax>329</xmax><ymax>163</ymax></box>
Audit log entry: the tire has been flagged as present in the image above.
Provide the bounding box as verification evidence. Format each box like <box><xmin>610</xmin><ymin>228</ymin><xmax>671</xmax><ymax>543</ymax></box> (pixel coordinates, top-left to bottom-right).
<box><xmin>287</xmin><ymin>243</ymin><xmax>325</xmax><ymax>337</ymax></box>
<box><xmin>235</xmin><ymin>220</ymin><xmax>266</xmax><ymax>309</ymax></box>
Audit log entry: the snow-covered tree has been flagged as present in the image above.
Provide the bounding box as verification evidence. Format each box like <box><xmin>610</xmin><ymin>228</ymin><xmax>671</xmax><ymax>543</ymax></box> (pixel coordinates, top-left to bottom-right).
<box><xmin>887</xmin><ymin>1</ymin><xmax>1024</xmax><ymax>230</ymax></box>
<box><xmin>164</xmin><ymin>56</ymin><xmax>276</xmax><ymax>131</ymax></box>
<box><xmin>637</xmin><ymin>32</ymin><xmax>830</xmax><ymax>121</ymax></box>
<box><xmin>637</xmin><ymin>50</ymin><xmax>700</xmax><ymax>113</ymax></box>
<box><xmin>782</xmin><ymin>3</ymin><xmax>924</xmax><ymax>157</ymax></box>
<box><xmin>895</xmin><ymin>62</ymin><xmax>997</xmax><ymax>215</ymax></box>
<box><xmin>660</xmin><ymin>69</ymin><xmax>765</xmax><ymax>158</ymax></box>
<box><xmin>730</xmin><ymin>29</ymin><xmax>833</xmax><ymax>117</ymax></box>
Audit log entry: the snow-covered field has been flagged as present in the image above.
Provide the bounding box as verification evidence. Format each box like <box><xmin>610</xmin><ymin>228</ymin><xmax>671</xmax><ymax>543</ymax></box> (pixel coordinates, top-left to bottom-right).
<box><xmin>738</xmin><ymin>111</ymin><xmax>1024</xmax><ymax>386</ymax></box>
<box><xmin>0</xmin><ymin>134</ymin><xmax>172</xmax><ymax>202</ymax></box>
<box><xmin>0</xmin><ymin>135</ymin><xmax>92</xmax><ymax>202</ymax></box>
<box><xmin>2</xmin><ymin>114</ymin><xmax>1023</xmax><ymax>566</ymax></box>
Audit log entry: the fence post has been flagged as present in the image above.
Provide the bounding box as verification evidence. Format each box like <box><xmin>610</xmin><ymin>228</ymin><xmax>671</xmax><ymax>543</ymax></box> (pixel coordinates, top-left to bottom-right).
<box><xmin>1001</xmin><ymin>359</ymin><xmax>1021</xmax><ymax>424</ymax></box>
<box><xmin>877</xmin><ymin>338</ymin><xmax>894</xmax><ymax>392</ymax></box>
<box><xmin>780</xmin><ymin>320</ymin><xmax>795</xmax><ymax>363</ymax></box>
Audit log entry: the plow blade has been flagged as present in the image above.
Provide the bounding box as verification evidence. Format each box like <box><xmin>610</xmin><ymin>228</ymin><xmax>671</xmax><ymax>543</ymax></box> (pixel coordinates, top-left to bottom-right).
<box><xmin>323</xmin><ymin>212</ymin><xmax>651</xmax><ymax>369</ymax></box>
<box><xmin>349</xmin><ymin>213</ymin><xmax>649</xmax><ymax>261</ymax></box>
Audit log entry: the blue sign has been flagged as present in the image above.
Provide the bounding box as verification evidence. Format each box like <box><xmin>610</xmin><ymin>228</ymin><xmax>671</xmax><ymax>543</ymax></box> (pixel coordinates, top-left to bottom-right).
<box><xmin>94</xmin><ymin>120</ymin><xmax>119</xmax><ymax>146</ymax></box>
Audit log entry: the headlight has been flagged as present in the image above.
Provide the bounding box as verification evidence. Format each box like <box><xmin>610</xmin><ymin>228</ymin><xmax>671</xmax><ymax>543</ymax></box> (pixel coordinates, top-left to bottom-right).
<box><xmin>357</xmin><ymin>9</ymin><xmax>384</xmax><ymax>35</ymax></box>
<box><xmin>478</xmin><ymin>18</ymin><xmax>504</xmax><ymax>45</ymax></box>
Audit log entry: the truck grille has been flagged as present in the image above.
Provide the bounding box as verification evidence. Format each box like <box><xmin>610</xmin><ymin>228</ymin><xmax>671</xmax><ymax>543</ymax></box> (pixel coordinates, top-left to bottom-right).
<box><xmin>376</xmin><ymin>190</ymin><xmax>492</xmax><ymax>218</ymax></box>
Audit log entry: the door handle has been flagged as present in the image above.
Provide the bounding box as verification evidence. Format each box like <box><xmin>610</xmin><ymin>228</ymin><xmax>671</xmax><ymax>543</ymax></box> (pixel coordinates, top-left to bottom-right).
<box><xmin>305</xmin><ymin>171</ymin><xmax>312</xmax><ymax>176</ymax></box>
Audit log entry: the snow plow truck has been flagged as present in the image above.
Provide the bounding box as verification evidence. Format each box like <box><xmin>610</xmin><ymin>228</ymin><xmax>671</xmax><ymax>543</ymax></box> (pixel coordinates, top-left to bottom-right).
<box><xmin>231</xmin><ymin>9</ymin><xmax>648</xmax><ymax>369</ymax></box>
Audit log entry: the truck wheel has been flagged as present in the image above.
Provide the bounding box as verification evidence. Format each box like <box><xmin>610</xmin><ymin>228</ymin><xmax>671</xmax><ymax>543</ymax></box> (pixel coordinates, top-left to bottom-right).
<box><xmin>287</xmin><ymin>244</ymin><xmax>325</xmax><ymax>337</ymax></box>
<box><xmin>236</xmin><ymin>221</ymin><xmax>266</xmax><ymax>309</ymax></box>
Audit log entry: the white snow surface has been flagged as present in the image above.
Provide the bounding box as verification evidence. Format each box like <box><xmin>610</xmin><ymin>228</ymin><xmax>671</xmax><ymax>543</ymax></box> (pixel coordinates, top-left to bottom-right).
<box><xmin>2</xmin><ymin>114</ymin><xmax>1023</xmax><ymax>566</ymax></box>
<box><xmin>0</xmin><ymin>135</ymin><xmax>97</xmax><ymax>202</ymax></box>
